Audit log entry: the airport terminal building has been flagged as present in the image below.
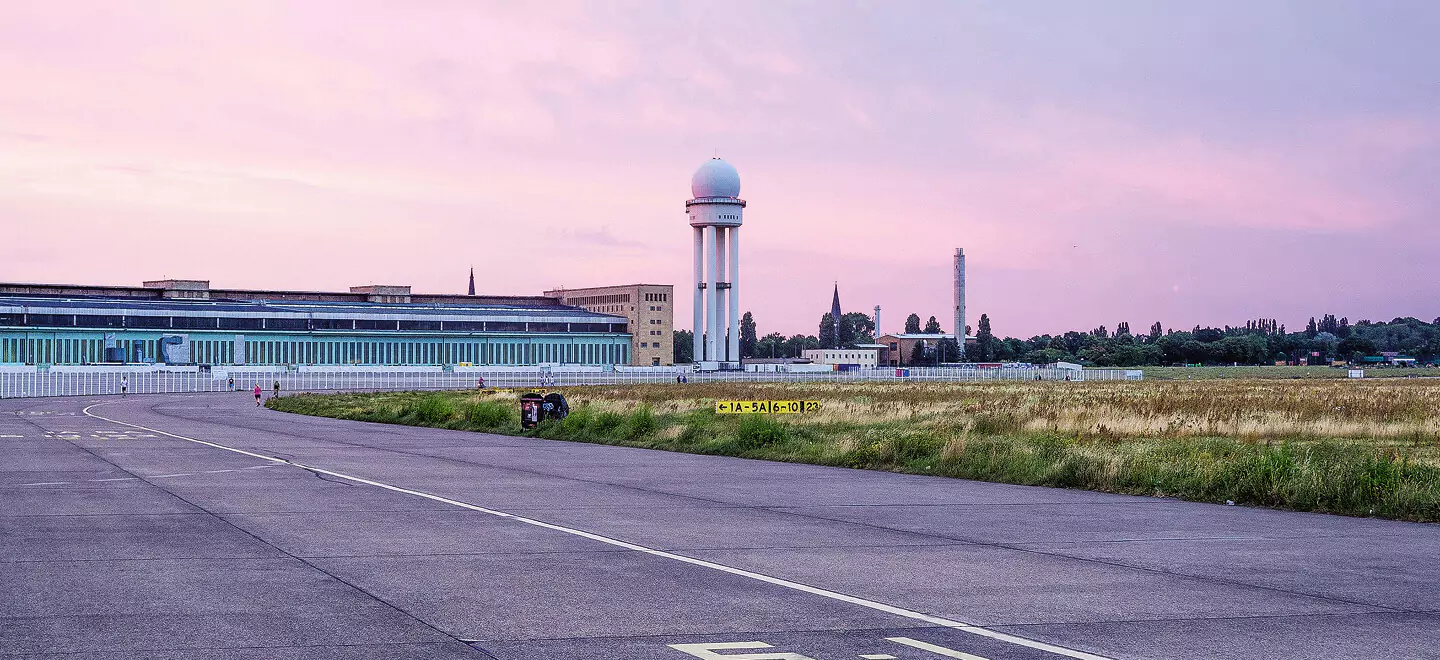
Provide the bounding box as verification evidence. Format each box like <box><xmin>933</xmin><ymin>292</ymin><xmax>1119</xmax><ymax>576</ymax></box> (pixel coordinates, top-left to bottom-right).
<box><xmin>0</xmin><ymin>279</ymin><xmax>631</xmax><ymax>367</ymax></box>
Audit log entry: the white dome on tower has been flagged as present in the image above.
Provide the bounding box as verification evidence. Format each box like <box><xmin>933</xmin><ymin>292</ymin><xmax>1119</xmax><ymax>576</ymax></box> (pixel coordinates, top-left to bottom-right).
<box><xmin>691</xmin><ymin>158</ymin><xmax>741</xmax><ymax>198</ymax></box>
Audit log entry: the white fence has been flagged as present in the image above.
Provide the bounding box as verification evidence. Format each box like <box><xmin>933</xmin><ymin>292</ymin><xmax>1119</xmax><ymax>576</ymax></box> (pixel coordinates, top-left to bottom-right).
<box><xmin>0</xmin><ymin>366</ymin><xmax>1140</xmax><ymax>399</ymax></box>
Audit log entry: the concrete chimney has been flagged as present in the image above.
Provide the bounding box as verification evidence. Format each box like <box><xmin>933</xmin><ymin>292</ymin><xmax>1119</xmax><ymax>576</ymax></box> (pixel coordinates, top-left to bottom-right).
<box><xmin>954</xmin><ymin>248</ymin><xmax>966</xmax><ymax>359</ymax></box>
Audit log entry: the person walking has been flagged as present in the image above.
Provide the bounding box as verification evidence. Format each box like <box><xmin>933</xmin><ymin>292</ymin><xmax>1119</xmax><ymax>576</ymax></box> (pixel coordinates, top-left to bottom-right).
<box><xmin>227</xmin><ymin>376</ymin><xmax>235</xmax><ymax>391</ymax></box>
<box><xmin>253</xmin><ymin>384</ymin><xmax>263</xmax><ymax>406</ymax></box>
<box><xmin>273</xmin><ymin>380</ymin><xmax>281</xmax><ymax>399</ymax></box>
<box><xmin>120</xmin><ymin>375</ymin><xmax>127</xmax><ymax>398</ymax></box>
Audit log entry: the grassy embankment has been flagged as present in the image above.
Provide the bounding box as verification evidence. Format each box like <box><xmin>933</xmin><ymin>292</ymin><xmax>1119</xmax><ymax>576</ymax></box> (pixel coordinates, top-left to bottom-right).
<box><xmin>270</xmin><ymin>380</ymin><xmax>1440</xmax><ymax>522</ymax></box>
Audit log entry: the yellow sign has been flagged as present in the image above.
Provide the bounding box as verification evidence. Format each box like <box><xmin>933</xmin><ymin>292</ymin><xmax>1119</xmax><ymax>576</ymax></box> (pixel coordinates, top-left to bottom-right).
<box><xmin>715</xmin><ymin>400</ymin><xmax>820</xmax><ymax>414</ymax></box>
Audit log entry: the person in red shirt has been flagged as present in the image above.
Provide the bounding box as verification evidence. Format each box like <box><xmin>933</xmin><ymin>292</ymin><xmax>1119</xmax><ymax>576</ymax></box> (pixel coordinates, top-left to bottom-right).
<box><xmin>253</xmin><ymin>384</ymin><xmax>263</xmax><ymax>406</ymax></box>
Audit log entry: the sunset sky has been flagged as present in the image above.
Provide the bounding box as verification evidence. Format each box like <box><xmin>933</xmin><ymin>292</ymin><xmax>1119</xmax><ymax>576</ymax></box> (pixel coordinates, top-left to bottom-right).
<box><xmin>2</xmin><ymin>2</ymin><xmax>1436</xmax><ymax>338</ymax></box>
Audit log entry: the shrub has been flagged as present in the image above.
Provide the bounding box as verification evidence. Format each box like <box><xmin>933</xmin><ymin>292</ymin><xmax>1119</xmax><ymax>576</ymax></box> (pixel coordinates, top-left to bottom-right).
<box><xmin>466</xmin><ymin>400</ymin><xmax>513</xmax><ymax>428</ymax></box>
<box><xmin>589</xmin><ymin>410</ymin><xmax>627</xmax><ymax>435</ymax></box>
<box><xmin>625</xmin><ymin>405</ymin><xmax>657</xmax><ymax>439</ymax></box>
<box><xmin>971</xmin><ymin>412</ymin><xmax>1022</xmax><ymax>435</ymax></box>
<box><xmin>561</xmin><ymin>405</ymin><xmax>594</xmax><ymax>435</ymax></box>
<box><xmin>410</xmin><ymin>395</ymin><xmax>456</xmax><ymax>425</ymax></box>
<box><xmin>735</xmin><ymin>414</ymin><xmax>789</xmax><ymax>450</ymax></box>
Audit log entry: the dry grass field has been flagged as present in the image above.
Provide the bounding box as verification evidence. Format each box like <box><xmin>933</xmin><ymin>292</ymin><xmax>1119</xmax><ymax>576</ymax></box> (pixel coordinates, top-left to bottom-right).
<box><xmin>1140</xmin><ymin>365</ymin><xmax>1436</xmax><ymax>380</ymax></box>
<box><xmin>272</xmin><ymin>379</ymin><xmax>1440</xmax><ymax>522</ymax></box>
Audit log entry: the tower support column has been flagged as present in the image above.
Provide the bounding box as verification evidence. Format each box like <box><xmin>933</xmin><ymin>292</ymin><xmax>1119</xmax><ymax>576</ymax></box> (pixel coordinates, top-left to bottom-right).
<box><xmin>693</xmin><ymin>227</ymin><xmax>705</xmax><ymax>363</ymax></box>
<box><xmin>705</xmin><ymin>225</ymin><xmax>719</xmax><ymax>362</ymax></box>
<box><xmin>727</xmin><ymin>226</ymin><xmax>740</xmax><ymax>362</ymax></box>
<box><xmin>716</xmin><ymin>227</ymin><xmax>729</xmax><ymax>361</ymax></box>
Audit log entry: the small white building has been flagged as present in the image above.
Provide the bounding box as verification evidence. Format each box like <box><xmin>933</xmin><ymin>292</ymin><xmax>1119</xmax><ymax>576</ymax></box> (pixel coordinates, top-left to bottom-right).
<box><xmin>802</xmin><ymin>348</ymin><xmax>879</xmax><ymax>368</ymax></box>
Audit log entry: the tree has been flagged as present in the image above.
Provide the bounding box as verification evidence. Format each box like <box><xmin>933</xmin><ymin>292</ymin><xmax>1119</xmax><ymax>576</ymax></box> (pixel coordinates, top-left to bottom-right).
<box><xmin>755</xmin><ymin>332</ymin><xmax>786</xmax><ymax>358</ymax></box>
<box><xmin>923</xmin><ymin>316</ymin><xmax>942</xmax><ymax>333</ymax></box>
<box><xmin>974</xmin><ymin>314</ymin><xmax>995</xmax><ymax>361</ymax></box>
<box><xmin>904</xmin><ymin>313</ymin><xmax>921</xmax><ymax>333</ymax></box>
<box><xmin>1337</xmin><ymin>335</ymin><xmax>1376</xmax><ymax>358</ymax></box>
<box><xmin>672</xmin><ymin>330</ymin><xmax>693</xmax><ymax>364</ymax></box>
<box><xmin>1000</xmin><ymin>338</ymin><xmax>1025</xmax><ymax>360</ymax></box>
<box><xmin>910</xmin><ymin>339</ymin><xmax>939</xmax><ymax>365</ymax></box>
<box><xmin>818</xmin><ymin>313</ymin><xmax>836</xmax><ymax>349</ymax></box>
<box><xmin>782</xmin><ymin>334</ymin><xmax>820</xmax><ymax>358</ymax></box>
<box><xmin>1306</xmin><ymin>317</ymin><xmax>1319</xmax><ymax>338</ymax></box>
<box><xmin>1148</xmin><ymin>322</ymin><xmax>1163</xmax><ymax>343</ymax></box>
<box><xmin>840</xmin><ymin>312</ymin><xmax>875</xmax><ymax>346</ymax></box>
<box><xmin>937</xmin><ymin>337</ymin><xmax>961</xmax><ymax>363</ymax></box>
<box><xmin>1319</xmin><ymin>314</ymin><xmax>1340</xmax><ymax>335</ymax></box>
<box><xmin>739</xmin><ymin>312</ymin><xmax>757</xmax><ymax>358</ymax></box>
<box><xmin>1193</xmin><ymin>327</ymin><xmax>1224</xmax><ymax>343</ymax></box>
<box><xmin>1116</xmin><ymin>321</ymin><xmax>1130</xmax><ymax>337</ymax></box>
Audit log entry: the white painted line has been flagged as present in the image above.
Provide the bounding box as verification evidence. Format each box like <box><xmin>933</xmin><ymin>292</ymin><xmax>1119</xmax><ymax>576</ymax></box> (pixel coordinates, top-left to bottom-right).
<box><xmin>860</xmin><ymin>655</ymin><xmax>899</xmax><ymax>659</ymax></box>
<box><xmin>82</xmin><ymin>402</ymin><xmax>1114</xmax><ymax>660</ymax></box>
<box><xmin>670</xmin><ymin>641</ymin><xmax>815</xmax><ymax>659</ymax></box>
<box><xmin>0</xmin><ymin>434</ymin><xmax>23</xmax><ymax>438</ymax></box>
<box><xmin>90</xmin><ymin>477</ymin><xmax>139</xmax><ymax>482</ymax></box>
<box><xmin>202</xmin><ymin>469</ymin><xmax>235</xmax><ymax>474</ymax></box>
<box><xmin>147</xmin><ymin>473</ymin><xmax>195</xmax><ymax>479</ymax></box>
<box><xmin>888</xmin><ymin>637</ymin><xmax>991</xmax><ymax>659</ymax></box>
<box><xmin>19</xmin><ymin>482</ymin><xmax>70</xmax><ymax>486</ymax></box>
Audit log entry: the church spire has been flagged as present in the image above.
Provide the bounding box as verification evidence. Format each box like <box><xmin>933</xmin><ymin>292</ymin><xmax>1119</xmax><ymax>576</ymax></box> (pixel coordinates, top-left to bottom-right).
<box><xmin>467</xmin><ymin>267</ymin><xmax>475</xmax><ymax>296</ymax></box>
<box><xmin>831</xmin><ymin>282</ymin><xmax>842</xmax><ymax>348</ymax></box>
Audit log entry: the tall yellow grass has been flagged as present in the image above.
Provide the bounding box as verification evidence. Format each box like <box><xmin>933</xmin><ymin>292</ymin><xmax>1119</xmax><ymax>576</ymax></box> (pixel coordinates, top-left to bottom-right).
<box><xmin>565</xmin><ymin>380</ymin><xmax>1440</xmax><ymax>447</ymax></box>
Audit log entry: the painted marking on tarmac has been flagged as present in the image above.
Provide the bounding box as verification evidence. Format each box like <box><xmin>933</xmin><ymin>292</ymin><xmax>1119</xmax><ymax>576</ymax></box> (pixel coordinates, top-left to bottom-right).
<box><xmin>41</xmin><ymin>430</ymin><xmax>157</xmax><ymax>441</ymax></box>
<box><xmin>670</xmin><ymin>642</ymin><xmax>815</xmax><ymax>659</ymax></box>
<box><xmin>0</xmin><ymin>434</ymin><xmax>23</xmax><ymax>438</ymax></box>
<box><xmin>888</xmin><ymin>637</ymin><xmax>991</xmax><ymax>659</ymax></box>
<box><xmin>860</xmin><ymin>655</ymin><xmax>899</xmax><ymax>659</ymax></box>
<box><xmin>18</xmin><ymin>481</ymin><xmax>69</xmax><ymax>486</ymax></box>
<box><xmin>82</xmin><ymin>401</ymin><xmax>1115</xmax><ymax>660</ymax></box>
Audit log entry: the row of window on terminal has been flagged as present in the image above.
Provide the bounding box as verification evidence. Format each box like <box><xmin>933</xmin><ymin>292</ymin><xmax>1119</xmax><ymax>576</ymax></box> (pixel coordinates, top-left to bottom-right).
<box><xmin>0</xmin><ymin>336</ymin><xmax>626</xmax><ymax>366</ymax></box>
<box><xmin>0</xmin><ymin>314</ymin><xmax>624</xmax><ymax>334</ymax></box>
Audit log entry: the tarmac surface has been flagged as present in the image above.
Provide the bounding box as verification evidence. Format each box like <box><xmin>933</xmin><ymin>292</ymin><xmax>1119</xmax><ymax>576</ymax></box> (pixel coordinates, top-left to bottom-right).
<box><xmin>2</xmin><ymin>393</ymin><xmax>1438</xmax><ymax>660</ymax></box>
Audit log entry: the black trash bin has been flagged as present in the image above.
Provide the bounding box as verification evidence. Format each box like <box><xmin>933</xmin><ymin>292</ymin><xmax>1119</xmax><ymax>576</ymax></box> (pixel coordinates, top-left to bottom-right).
<box><xmin>542</xmin><ymin>392</ymin><xmax>569</xmax><ymax>421</ymax></box>
<box><xmin>520</xmin><ymin>393</ymin><xmax>544</xmax><ymax>429</ymax></box>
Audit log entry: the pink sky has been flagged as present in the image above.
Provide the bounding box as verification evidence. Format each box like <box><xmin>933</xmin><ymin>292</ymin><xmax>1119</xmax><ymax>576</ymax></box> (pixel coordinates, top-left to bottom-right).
<box><xmin>2</xmin><ymin>2</ymin><xmax>1436</xmax><ymax>338</ymax></box>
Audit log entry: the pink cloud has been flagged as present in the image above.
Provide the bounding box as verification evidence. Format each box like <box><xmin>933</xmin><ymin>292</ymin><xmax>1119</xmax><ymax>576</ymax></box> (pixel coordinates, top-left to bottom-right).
<box><xmin>0</xmin><ymin>3</ymin><xmax>1435</xmax><ymax>338</ymax></box>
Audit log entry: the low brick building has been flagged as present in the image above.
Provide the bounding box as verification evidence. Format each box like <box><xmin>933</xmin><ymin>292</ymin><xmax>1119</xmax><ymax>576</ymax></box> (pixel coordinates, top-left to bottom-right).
<box><xmin>544</xmin><ymin>284</ymin><xmax>674</xmax><ymax>365</ymax></box>
<box><xmin>876</xmin><ymin>333</ymin><xmax>959</xmax><ymax>367</ymax></box>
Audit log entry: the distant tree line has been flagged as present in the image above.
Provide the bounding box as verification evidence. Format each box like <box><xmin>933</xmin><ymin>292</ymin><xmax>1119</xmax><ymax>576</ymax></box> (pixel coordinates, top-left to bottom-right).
<box><xmin>969</xmin><ymin>314</ymin><xmax>1440</xmax><ymax>367</ymax></box>
<box><xmin>675</xmin><ymin>311</ymin><xmax>1440</xmax><ymax>366</ymax></box>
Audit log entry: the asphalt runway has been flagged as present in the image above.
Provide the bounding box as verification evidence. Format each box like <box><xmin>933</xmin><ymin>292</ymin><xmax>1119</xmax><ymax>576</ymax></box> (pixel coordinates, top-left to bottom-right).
<box><xmin>3</xmin><ymin>394</ymin><xmax>1438</xmax><ymax>659</ymax></box>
